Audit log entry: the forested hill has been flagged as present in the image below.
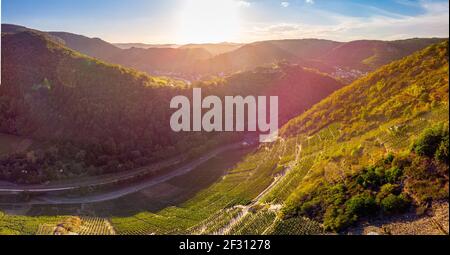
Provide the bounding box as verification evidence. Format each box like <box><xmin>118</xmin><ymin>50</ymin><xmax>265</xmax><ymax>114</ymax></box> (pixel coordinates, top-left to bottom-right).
<box><xmin>48</xmin><ymin>31</ymin><xmax>123</xmax><ymax>61</ymax></box>
<box><xmin>319</xmin><ymin>38</ymin><xmax>447</xmax><ymax>71</ymax></box>
<box><xmin>0</xmin><ymin>31</ymin><xmax>208</xmax><ymax>183</ymax></box>
<box><xmin>1</xmin><ymin>31</ymin><xmax>184</xmax><ymax>140</ymax></box>
<box><xmin>197</xmin><ymin>63</ymin><xmax>344</xmax><ymax>124</ymax></box>
<box><xmin>0</xmin><ymin>31</ymin><xmax>344</xmax><ymax>184</ymax></box>
<box><xmin>282</xmin><ymin>40</ymin><xmax>449</xmax><ymax>138</ymax></box>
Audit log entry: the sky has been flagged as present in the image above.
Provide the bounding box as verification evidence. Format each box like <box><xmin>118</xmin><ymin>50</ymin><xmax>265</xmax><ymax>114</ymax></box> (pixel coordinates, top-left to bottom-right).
<box><xmin>1</xmin><ymin>0</ymin><xmax>449</xmax><ymax>44</ymax></box>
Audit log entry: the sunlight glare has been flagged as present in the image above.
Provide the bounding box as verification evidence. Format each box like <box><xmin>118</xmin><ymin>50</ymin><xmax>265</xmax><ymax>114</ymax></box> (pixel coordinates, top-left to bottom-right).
<box><xmin>177</xmin><ymin>0</ymin><xmax>242</xmax><ymax>43</ymax></box>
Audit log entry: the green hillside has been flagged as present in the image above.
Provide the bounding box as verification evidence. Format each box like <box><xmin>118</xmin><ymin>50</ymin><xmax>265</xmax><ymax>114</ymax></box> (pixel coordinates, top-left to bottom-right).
<box><xmin>276</xmin><ymin>40</ymin><xmax>449</xmax><ymax>231</ymax></box>
<box><xmin>283</xmin><ymin>40</ymin><xmax>449</xmax><ymax>137</ymax></box>
<box><xmin>0</xmin><ymin>35</ymin><xmax>447</xmax><ymax>235</ymax></box>
<box><xmin>0</xmin><ymin>31</ymin><xmax>344</xmax><ymax>184</ymax></box>
<box><xmin>0</xmin><ymin>31</ymin><xmax>216</xmax><ymax>184</ymax></box>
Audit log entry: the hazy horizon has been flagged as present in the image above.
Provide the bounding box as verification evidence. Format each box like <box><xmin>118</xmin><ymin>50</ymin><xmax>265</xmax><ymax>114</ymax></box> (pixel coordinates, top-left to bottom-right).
<box><xmin>1</xmin><ymin>0</ymin><xmax>449</xmax><ymax>44</ymax></box>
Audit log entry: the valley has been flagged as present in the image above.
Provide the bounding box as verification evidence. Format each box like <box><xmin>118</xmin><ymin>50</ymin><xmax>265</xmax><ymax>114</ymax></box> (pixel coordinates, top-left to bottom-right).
<box><xmin>0</xmin><ymin>142</ymin><xmax>243</xmax><ymax>194</ymax></box>
<box><xmin>0</xmin><ymin>23</ymin><xmax>448</xmax><ymax>236</ymax></box>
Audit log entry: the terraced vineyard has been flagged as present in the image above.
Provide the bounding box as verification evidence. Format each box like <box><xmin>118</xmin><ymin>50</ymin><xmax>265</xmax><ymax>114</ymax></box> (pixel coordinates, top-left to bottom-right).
<box><xmin>35</xmin><ymin>217</ymin><xmax>115</xmax><ymax>235</ymax></box>
<box><xmin>0</xmin><ymin>213</ymin><xmax>66</xmax><ymax>235</ymax></box>
<box><xmin>36</xmin><ymin>224</ymin><xmax>57</xmax><ymax>235</ymax></box>
<box><xmin>376</xmin><ymin>107</ymin><xmax>450</xmax><ymax>150</ymax></box>
<box><xmin>262</xmin><ymin>154</ymin><xmax>317</xmax><ymax>204</ymax></box>
<box><xmin>110</xmin><ymin>141</ymin><xmax>288</xmax><ymax>235</ymax></box>
<box><xmin>78</xmin><ymin>217</ymin><xmax>115</xmax><ymax>235</ymax></box>
<box><xmin>227</xmin><ymin>207</ymin><xmax>277</xmax><ymax>235</ymax></box>
<box><xmin>189</xmin><ymin>207</ymin><xmax>243</xmax><ymax>235</ymax></box>
<box><xmin>269</xmin><ymin>217</ymin><xmax>324</xmax><ymax>235</ymax></box>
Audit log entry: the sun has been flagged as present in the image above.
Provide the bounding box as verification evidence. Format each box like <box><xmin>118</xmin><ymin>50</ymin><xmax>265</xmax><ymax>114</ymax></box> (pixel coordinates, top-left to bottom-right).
<box><xmin>177</xmin><ymin>0</ymin><xmax>242</xmax><ymax>43</ymax></box>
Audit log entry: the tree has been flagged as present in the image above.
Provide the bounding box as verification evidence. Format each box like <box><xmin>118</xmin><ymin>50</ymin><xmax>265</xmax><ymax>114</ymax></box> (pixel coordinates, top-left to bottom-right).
<box><xmin>381</xmin><ymin>194</ymin><xmax>410</xmax><ymax>214</ymax></box>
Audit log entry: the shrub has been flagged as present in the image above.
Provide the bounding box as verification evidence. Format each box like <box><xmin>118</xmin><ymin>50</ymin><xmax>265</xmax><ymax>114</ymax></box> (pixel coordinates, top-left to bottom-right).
<box><xmin>299</xmin><ymin>198</ymin><xmax>323</xmax><ymax>219</ymax></box>
<box><xmin>356</xmin><ymin>166</ymin><xmax>385</xmax><ymax>188</ymax></box>
<box><xmin>385</xmin><ymin>167</ymin><xmax>403</xmax><ymax>183</ymax></box>
<box><xmin>280</xmin><ymin>201</ymin><xmax>298</xmax><ymax>219</ymax></box>
<box><xmin>412</xmin><ymin>124</ymin><xmax>448</xmax><ymax>158</ymax></box>
<box><xmin>323</xmin><ymin>206</ymin><xmax>356</xmax><ymax>232</ymax></box>
<box><xmin>435</xmin><ymin>137</ymin><xmax>448</xmax><ymax>164</ymax></box>
<box><xmin>405</xmin><ymin>179</ymin><xmax>448</xmax><ymax>205</ymax></box>
<box><xmin>381</xmin><ymin>194</ymin><xmax>410</xmax><ymax>214</ymax></box>
<box><xmin>326</xmin><ymin>184</ymin><xmax>347</xmax><ymax>206</ymax></box>
<box><xmin>384</xmin><ymin>153</ymin><xmax>395</xmax><ymax>164</ymax></box>
<box><xmin>376</xmin><ymin>183</ymin><xmax>400</xmax><ymax>204</ymax></box>
<box><xmin>345</xmin><ymin>193</ymin><xmax>377</xmax><ymax>216</ymax></box>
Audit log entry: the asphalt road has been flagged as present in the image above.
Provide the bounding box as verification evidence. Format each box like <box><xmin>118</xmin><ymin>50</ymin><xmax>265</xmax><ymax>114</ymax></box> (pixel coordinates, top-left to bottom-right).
<box><xmin>0</xmin><ymin>142</ymin><xmax>243</xmax><ymax>194</ymax></box>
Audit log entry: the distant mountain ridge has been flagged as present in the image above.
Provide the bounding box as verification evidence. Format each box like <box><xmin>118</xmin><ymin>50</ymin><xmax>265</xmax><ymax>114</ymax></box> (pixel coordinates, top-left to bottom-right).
<box><xmin>2</xmin><ymin>23</ymin><xmax>446</xmax><ymax>82</ymax></box>
<box><xmin>114</xmin><ymin>43</ymin><xmax>179</xmax><ymax>49</ymax></box>
<box><xmin>319</xmin><ymin>38</ymin><xmax>447</xmax><ymax>71</ymax></box>
<box><xmin>196</xmin><ymin>38</ymin><xmax>446</xmax><ymax>79</ymax></box>
<box><xmin>1</xmin><ymin>24</ymin><xmax>212</xmax><ymax>80</ymax></box>
<box><xmin>179</xmin><ymin>42</ymin><xmax>244</xmax><ymax>56</ymax></box>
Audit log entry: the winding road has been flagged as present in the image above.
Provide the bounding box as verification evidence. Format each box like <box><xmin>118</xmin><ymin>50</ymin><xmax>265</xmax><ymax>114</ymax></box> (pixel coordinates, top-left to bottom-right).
<box><xmin>0</xmin><ymin>142</ymin><xmax>244</xmax><ymax>202</ymax></box>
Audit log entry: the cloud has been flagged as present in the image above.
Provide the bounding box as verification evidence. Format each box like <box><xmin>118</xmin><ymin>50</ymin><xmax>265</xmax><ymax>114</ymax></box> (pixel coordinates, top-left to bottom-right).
<box><xmin>281</xmin><ymin>2</ymin><xmax>290</xmax><ymax>8</ymax></box>
<box><xmin>305</xmin><ymin>0</ymin><xmax>315</xmax><ymax>4</ymax></box>
<box><xmin>237</xmin><ymin>1</ymin><xmax>251</xmax><ymax>8</ymax></box>
<box><xmin>245</xmin><ymin>1</ymin><xmax>449</xmax><ymax>42</ymax></box>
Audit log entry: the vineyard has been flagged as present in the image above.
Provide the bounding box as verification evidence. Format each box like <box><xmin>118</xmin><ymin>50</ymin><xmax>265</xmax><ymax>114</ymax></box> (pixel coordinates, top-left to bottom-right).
<box><xmin>269</xmin><ymin>217</ymin><xmax>324</xmax><ymax>235</ymax></box>
<box><xmin>376</xmin><ymin>107</ymin><xmax>450</xmax><ymax>151</ymax></box>
<box><xmin>78</xmin><ymin>217</ymin><xmax>115</xmax><ymax>235</ymax></box>
<box><xmin>227</xmin><ymin>207</ymin><xmax>277</xmax><ymax>235</ymax></box>
<box><xmin>189</xmin><ymin>207</ymin><xmax>243</xmax><ymax>235</ymax></box>
<box><xmin>35</xmin><ymin>217</ymin><xmax>115</xmax><ymax>235</ymax></box>
<box><xmin>0</xmin><ymin>212</ymin><xmax>66</xmax><ymax>235</ymax></box>
<box><xmin>109</xmin><ymin>140</ymin><xmax>306</xmax><ymax>235</ymax></box>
